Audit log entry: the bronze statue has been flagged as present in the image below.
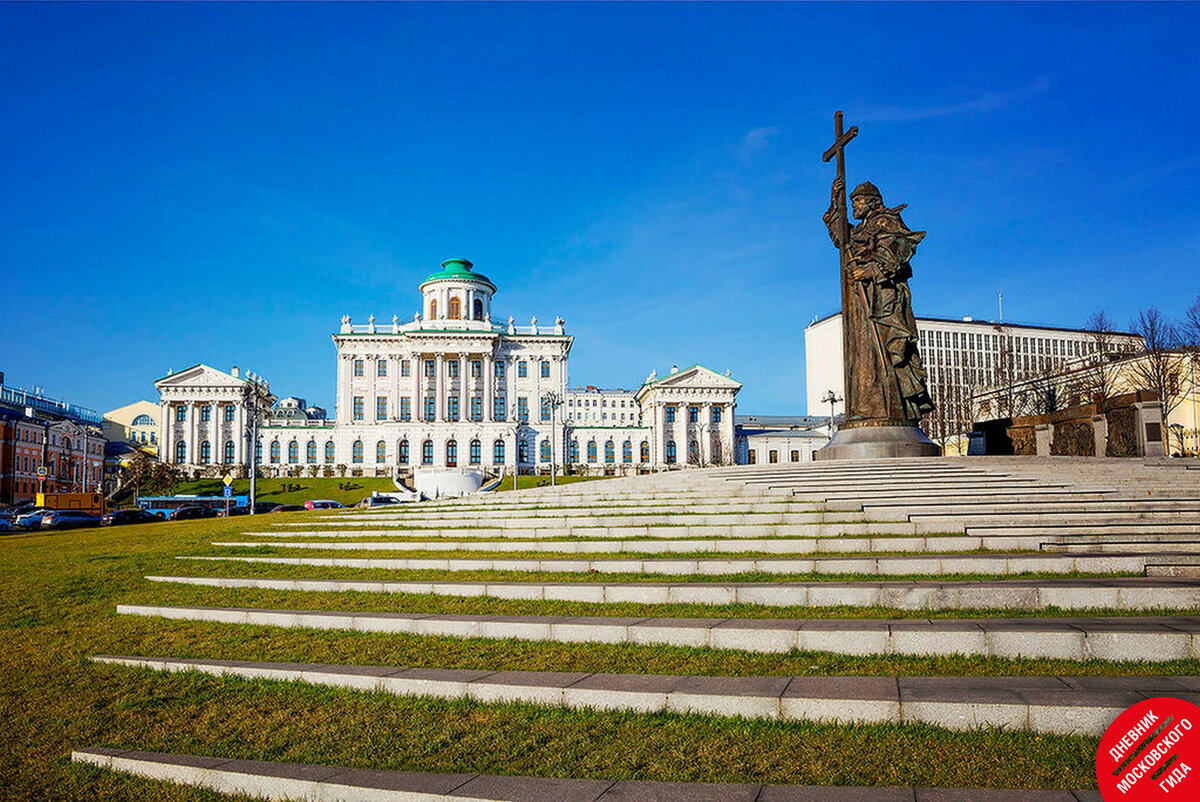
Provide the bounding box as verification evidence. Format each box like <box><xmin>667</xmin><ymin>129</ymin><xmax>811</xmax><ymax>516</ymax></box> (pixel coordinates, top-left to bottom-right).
<box><xmin>822</xmin><ymin>112</ymin><xmax>934</xmax><ymax>426</ymax></box>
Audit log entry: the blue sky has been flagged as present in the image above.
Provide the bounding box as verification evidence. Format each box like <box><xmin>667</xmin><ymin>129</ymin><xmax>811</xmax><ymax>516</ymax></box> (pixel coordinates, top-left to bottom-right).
<box><xmin>2</xmin><ymin>3</ymin><xmax>1198</xmax><ymax>416</ymax></box>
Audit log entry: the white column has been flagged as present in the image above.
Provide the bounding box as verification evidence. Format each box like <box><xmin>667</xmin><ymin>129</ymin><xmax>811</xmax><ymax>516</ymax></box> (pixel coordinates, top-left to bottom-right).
<box><xmin>700</xmin><ymin>403</ymin><xmax>712</xmax><ymax>465</ymax></box>
<box><xmin>484</xmin><ymin>353</ymin><xmax>494</xmax><ymax>421</ymax></box>
<box><xmin>412</xmin><ymin>351</ymin><xmax>422</xmax><ymax>422</ymax></box>
<box><xmin>435</xmin><ymin>354</ymin><xmax>445</xmax><ymax>422</ymax></box>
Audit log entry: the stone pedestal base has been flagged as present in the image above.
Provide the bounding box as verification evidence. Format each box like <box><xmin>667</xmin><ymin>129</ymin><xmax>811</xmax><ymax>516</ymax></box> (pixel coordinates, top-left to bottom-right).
<box><xmin>815</xmin><ymin>424</ymin><xmax>941</xmax><ymax>461</ymax></box>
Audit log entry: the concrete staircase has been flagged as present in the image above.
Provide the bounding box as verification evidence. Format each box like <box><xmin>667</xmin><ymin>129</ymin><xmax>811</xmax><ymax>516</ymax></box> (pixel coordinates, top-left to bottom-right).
<box><xmin>80</xmin><ymin>457</ymin><xmax>1200</xmax><ymax>798</ymax></box>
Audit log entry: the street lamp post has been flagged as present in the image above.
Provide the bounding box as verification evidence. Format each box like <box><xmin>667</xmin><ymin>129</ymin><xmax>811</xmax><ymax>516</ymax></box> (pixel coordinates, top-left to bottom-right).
<box><xmin>244</xmin><ymin>376</ymin><xmax>264</xmax><ymax>514</ymax></box>
<box><xmin>542</xmin><ymin>391</ymin><xmax>563</xmax><ymax>486</ymax></box>
<box><xmin>821</xmin><ymin>389</ymin><xmax>842</xmax><ymax>436</ymax></box>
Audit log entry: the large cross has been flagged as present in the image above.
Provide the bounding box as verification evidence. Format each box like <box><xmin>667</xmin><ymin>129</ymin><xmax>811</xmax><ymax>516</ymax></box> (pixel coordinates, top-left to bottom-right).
<box><xmin>822</xmin><ymin>110</ymin><xmax>858</xmax><ymax>242</ymax></box>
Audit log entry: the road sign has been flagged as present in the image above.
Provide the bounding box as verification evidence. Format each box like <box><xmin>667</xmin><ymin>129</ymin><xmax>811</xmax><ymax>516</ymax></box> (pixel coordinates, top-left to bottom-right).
<box><xmin>223</xmin><ymin>485</ymin><xmax>232</xmax><ymax>498</ymax></box>
<box><xmin>223</xmin><ymin>474</ymin><xmax>233</xmax><ymax>487</ymax></box>
<box><xmin>36</xmin><ymin>467</ymin><xmax>47</xmax><ymax>478</ymax></box>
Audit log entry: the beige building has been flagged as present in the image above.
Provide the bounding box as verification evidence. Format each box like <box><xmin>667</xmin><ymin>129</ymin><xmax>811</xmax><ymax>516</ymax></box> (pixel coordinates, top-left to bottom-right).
<box><xmin>102</xmin><ymin>400</ymin><xmax>160</xmax><ymax>456</ymax></box>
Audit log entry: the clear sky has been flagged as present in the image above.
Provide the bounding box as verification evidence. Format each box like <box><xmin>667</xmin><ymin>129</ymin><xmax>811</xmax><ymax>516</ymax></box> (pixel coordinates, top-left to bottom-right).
<box><xmin>2</xmin><ymin>2</ymin><xmax>1198</xmax><ymax>416</ymax></box>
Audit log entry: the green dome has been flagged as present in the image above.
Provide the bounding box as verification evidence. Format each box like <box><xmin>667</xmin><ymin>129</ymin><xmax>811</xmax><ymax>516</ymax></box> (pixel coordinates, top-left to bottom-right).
<box><xmin>421</xmin><ymin>258</ymin><xmax>494</xmax><ymax>289</ymax></box>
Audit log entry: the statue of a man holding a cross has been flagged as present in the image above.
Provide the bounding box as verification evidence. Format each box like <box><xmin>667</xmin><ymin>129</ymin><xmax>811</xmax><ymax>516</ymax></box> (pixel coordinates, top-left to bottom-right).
<box><xmin>816</xmin><ymin>111</ymin><xmax>938</xmax><ymax>459</ymax></box>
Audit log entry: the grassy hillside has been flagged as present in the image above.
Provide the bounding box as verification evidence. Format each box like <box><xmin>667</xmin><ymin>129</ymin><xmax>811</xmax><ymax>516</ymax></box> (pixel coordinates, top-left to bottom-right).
<box><xmin>166</xmin><ymin>477</ymin><xmax>397</xmax><ymax>506</ymax></box>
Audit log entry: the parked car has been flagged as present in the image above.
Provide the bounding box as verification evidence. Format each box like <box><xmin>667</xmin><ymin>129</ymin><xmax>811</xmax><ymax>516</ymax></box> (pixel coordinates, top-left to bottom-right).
<box><xmin>0</xmin><ymin>518</ymin><xmax>11</xmax><ymax>533</ymax></box>
<box><xmin>303</xmin><ymin>499</ymin><xmax>344</xmax><ymax>510</ymax></box>
<box><xmin>357</xmin><ymin>495</ymin><xmax>401</xmax><ymax>509</ymax></box>
<box><xmin>219</xmin><ymin>502</ymin><xmax>283</xmax><ymax>516</ymax></box>
<box><xmin>100</xmin><ymin>509</ymin><xmax>164</xmax><ymax>527</ymax></box>
<box><xmin>16</xmin><ymin>509</ymin><xmax>53</xmax><ymax>530</ymax></box>
<box><xmin>170</xmin><ymin>505</ymin><xmax>218</xmax><ymax>521</ymax></box>
<box><xmin>270</xmin><ymin>504</ymin><xmax>307</xmax><ymax>512</ymax></box>
<box><xmin>41</xmin><ymin>510</ymin><xmax>101</xmax><ymax>530</ymax></box>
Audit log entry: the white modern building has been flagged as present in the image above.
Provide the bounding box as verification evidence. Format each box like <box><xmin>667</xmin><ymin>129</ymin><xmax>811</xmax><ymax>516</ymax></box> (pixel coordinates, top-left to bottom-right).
<box><xmin>156</xmin><ymin>259</ymin><xmax>744</xmax><ymax>482</ymax></box>
<box><xmin>805</xmin><ymin>312</ymin><xmax>1143</xmax><ymax>447</ymax></box>
<box><xmin>735</xmin><ymin>415</ymin><xmax>831</xmax><ymax>465</ymax></box>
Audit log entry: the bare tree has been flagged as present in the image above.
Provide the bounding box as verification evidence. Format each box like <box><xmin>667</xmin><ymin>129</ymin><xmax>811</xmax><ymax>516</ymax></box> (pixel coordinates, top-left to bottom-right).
<box><xmin>1081</xmin><ymin>310</ymin><xmax>1126</xmax><ymax>404</ymax></box>
<box><xmin>1126</xmin><ymin>305</ymin><xmax>1186</xmax><ymax>422</ymax></box>
<box><xmin>1181</xmin><ymin>293</ymin><xmax>1200</xmax><ymax>350</ymax></box>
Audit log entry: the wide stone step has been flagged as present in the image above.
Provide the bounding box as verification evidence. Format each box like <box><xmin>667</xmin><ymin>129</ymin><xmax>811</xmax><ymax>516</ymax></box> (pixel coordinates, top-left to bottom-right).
<box><xmin>115</xmin><ymin>603</ymin><xmax>1200</xmax><ymax>660</ymax></box>
<box><xmin>91</xmin><ymin>655</ymin><xmax>1193</xmax><ymax>736</ymax></box>
<box><xmin>179</xmin><ymin>552</ymin><xmax>1158</xmax><ymax>576</ymax></box>
<box><xmin>323</xmin><ymin>512</ymin><xmax>871</xmax><ymax>526</ymax></box>
<box><xmin>1043</xmin><ymin>540</ymin><xmax>1200</xmax><ymax>553</ymax></box>
<box><xmin>267</xmin><ymin>523</ymin><xmax>924</xmax><ymax>538</ymax></box>
<box><xmin>145</xmin><ymin>574</ymin><xmax>1200</xmax><ymax>611</ymax></box>
<box><xmin>71</xmin><ymin>748</ymin><xmax>1101</xmax><ymax>801</ymax></box>
<box><xmin>219</xmin><ymin>534</ymin><xmax>1045</xmax><ymax>553</ymax></box>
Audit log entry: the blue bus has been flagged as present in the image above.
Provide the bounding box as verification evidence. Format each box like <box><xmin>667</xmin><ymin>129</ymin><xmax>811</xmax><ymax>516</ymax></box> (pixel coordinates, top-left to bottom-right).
<box><xmin>136</xmin><ymin>494</ymin><xmax>249</xmax><ymax>518</ymax></box>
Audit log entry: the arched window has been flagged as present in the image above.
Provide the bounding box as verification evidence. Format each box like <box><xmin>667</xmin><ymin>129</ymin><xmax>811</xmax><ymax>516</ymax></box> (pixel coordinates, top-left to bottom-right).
<box><xmin>62</xmin><ymin>437</ymin><xmax>71</xmax><ymax>451</ymax></box>
<box><xmin>470</xmin><ymin>439</ymin><xmax>481</xmax><ymax>465</ymax></box>
<box><xmin>255</xmin><ymin>440</ymin><xmax>262</xmax><ymax>464</ymax></box>
<box><xmin>398</xmin><ymin>439</ymin><xmax>409</xmax><ymax>464</ymax></box>
<box><xmin>175</xmin><ymin>441</ymin><xmax>186</xmax><ymax>464</ymax></box>
<box><xmin>688</xmin><ymin>440</ymin><xmax>699</xmax><ymax>464</ymax></box>
<box><xmin>324</xmin><ymin>440</ymin><xmax>334</xmax><ymax>463</ymax></box>
<box><xmin>568</xmin><ymin>439</ymin><xmax>579</xmax><ymax>462</ymax></box>
<box><xmin>448</xmin><ymin>296</ymin><xmax>461</xmax><ymax>319</ymax></box>
<box><xmin>473</xmin><ymin>298</ymin><xmax>483</xmax><ymax>320</ymax></box>
<box><xmin>493</xmin><ymin>439</ymin><xmax>505</xmax><ymax>464</ymax></box>
<box><xmin>270</xmin><ymin>441</ymin><xmax>281</xmax><ymax>463</ymax></box>
<box><xmin>352</xmin><ymin>440</ymin><xmax>363</xmax><ymax>463</ymax></box>
<box><xmin>587</xmin><ymin>441</ymin><xmax>597</xmax><ymax>463</ymax></box>
<box><xmin>665</xmin><ymin>440</ymin><xmax>677</xmax><ymax>464</ymax></box>
<box><xmin>306</xmin><ymin>441</ymin><xmax>317</xmax><ymax>463</ymax></box>
<box><xmin>518</xmin><ymin>439</ymin><xmax>529</xmax><ymax>464</ymax></box>
<box><xmin>604</xmin><ymin>440</ymin><xmax>615</xmax><ymax>463</ymax></box>
<box><xmin>422</xmin><ymin>439</ymin><xmax>434</xmax><ymax>465</ymax></box>
<box><xmin>376</xmin><ymin>440</ymin><xmax>387</xmax><ymax>463</ymax></box>
<box><xmin>132</xmin><ymin>414</ymin><xmax>155</xmax><ymax>426</ymax></box>
<box><xmin>623</xmin><ymin>440</ymin><xmax>633</xmax><ymax>463</ymax></box>
<box><xmin>429</xmin><ymin>299</ymin><xmax>438</xmax><ymax>319</ymax></box>
<box><xmin>288</xmin><ymin>440</ymin><xmax>299</xmax><ymax>463</ymax></box>
<box><xmin>540</xmin><ymin>440</ymin><xmax>551</xmax><ymax>462</ymax></box>
<box><xmin>224</xmin><ymin>441</ymin><xmax>236</xmax><ymax>464</ymax></box>
<box><xmin>199</xmin><ymin>441</ymin><xmax>211</xmax><ymax>464</ymax></box>
<box><xmin>446</xmin><ymin>439</ymin><xmax>458</xmax><ymax>466</ymax></box>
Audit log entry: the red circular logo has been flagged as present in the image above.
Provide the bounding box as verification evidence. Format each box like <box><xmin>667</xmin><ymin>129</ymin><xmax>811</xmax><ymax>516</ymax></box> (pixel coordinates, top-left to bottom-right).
<box><xmin>1097</xmin><ymin>697</ymin><xmax>1200</xmax><ymax>800</ymax></box>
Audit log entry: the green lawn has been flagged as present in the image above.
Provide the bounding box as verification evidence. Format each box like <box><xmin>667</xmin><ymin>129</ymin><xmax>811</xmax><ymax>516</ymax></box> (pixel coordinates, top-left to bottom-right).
<box><xmin>166</xmin><ymin>476</ymin><xmax>398</xmax><ymax>506</ymax></box>
<box><xmin>492</xmin><ymin>473</ymin><xmax>613</xmax><ymax>492</ymax></box>
<box><xmin>0</xmin><ymin>514</ymin><xmax>1150</xmax><ymax>798</ymax></box>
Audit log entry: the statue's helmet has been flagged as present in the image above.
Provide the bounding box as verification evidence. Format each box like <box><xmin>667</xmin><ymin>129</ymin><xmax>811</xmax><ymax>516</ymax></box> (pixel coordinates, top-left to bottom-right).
<box><xmin>850</xmin><ymin>181</ymin><xmax>882</xmax><ymax>202</ymax></box>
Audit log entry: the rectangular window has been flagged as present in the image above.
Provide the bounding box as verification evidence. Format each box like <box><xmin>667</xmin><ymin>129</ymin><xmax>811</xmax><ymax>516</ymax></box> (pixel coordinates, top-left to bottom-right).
<box><xmin>354</xmin><ymin>359</ymin><xmax>364</xmax><ymax>377</ymax></box>
<box><xmin>448</xmin><ymin>360</ymin><xmax>459</xmax><ymax>379</ymax></box>
<box><xmin>541</xmin><ymin>398</ymin><xmax>551</xmax><ymax>422</ymax></box>
<box><xmin>517</xmin><ymin>397</ymin><xmax>528</xmax><ymax>422</ymax></box>
<box><xmin>664</xmin><ymin>406</ymin><xmax>676</xmax><ymax>423</ymax></box>
<box><xmin>470</xmin><ymin>396</ymin><xmax>482</xmax><ymax>420</ymax></box>
<box><xmin>471</xmin><ymin>360</ymin><xmax>482</xmax><ymax>378</ymax></box>
<box><xmin>748</xmin><ymin>450</ymin><xmax>757</xmax><ymax>465</ymax></box>
<box><xmin>376</xmin><ymin>397</ymin><xmax>387</xmax><ymax>420</ymax></box>
<box><xmin>424</xmin><ymin>397</ymin><xmax>436</xmax><ymax>421</ymax></box>
<box><xmin>176</xmin><ymin>406</ymin><xmax>186</xmax><ymax>422</ymax></box>
<box><xmin>711</xmin><ymin>406</ymin><xmax>721</xmax><ymax>423</ymax></box>
<box><xmin>447</xmin><ymin>396</ymin><xmax>459</xmax><ymax>421</ymax></box>
<box><xmin>224</xmin><ymin>405</ymin><xmax>236</xmax><ymax>422</ymax></box>
<box><xmin>769</xmin><ymin>450</ymin><xmax>779</xmax><ymax>464</ymax></box>
<box><xmin>790</xmin><ymin>450</ymin><xmax>800</xmax><ymax>462</ymax></box>
<box><xmin>425</xmin><ymin>359</ymin><xmax>435</xmax><ymax>378</ymax></box>
<box><xmin>400</xmin><ymin>360</ymin><xmax>411</xmax><ymax>377</ymax></box>
<box><xmin>399</xmin><ymin>398</ymin><xmax>411</xmax><ymax>420</ymax></box>
<box><xmin>494</xmin><ymin>397</ymin><xmax>506</xmax><ymax>421</ymax></box>
<box><xmin>518</xmin><ymin>361</ymin><xmax>528</xmax><ymax>378</ymax></box>
<box><xmin>688</xmin><ymin>406</ymin><xmax>699</xmax><ymax>423</ymax></box>
<box><xmin>353</xmin><ymin>396</ymin><xmax>364</xmax><ymax>421</ymax></box>
<box><xmin>495</xmin><ymin>362</ymin><xmax>506</xmax><ymax>379</ymax></box>
<box><xmin>377</xmin><ymin>360</ymin><xmax>387</xmax><ymax>377</ymax></box>
<box><xmin>540</xmin><ymin>361</ymin><xmax>550</xmax><ymax>378</ymax></box>
<box><xmin>200</xmin><ymin>405</ymin><xmax>211</xmax><ymax>422</ymax></box>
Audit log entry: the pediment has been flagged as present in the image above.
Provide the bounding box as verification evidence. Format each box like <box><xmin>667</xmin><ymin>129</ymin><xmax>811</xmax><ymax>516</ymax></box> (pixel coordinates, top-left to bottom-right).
<box><xmin>155</xmin><ymin>364</ymin><xmax>243</xmax><ymax>390</ymax></box>
<box><xmin>646</xmin><ymin>365</ymin><xmax>742</xmax><ymax>391</ymax></box>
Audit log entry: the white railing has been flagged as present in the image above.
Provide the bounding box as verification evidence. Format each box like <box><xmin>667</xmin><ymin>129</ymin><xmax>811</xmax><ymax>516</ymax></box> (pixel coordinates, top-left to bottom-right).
<box><xmin>339</xmin><ymin>317</ymin><xmax>565</xmax><ymax>337</ymax></box>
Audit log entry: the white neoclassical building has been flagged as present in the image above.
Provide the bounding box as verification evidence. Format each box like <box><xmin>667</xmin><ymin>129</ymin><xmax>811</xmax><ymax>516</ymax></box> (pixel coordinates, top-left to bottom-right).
<box><xmin>155</xmin><ymin>258</ymin><xmax>743</xmax><ymax>482</ymax></box>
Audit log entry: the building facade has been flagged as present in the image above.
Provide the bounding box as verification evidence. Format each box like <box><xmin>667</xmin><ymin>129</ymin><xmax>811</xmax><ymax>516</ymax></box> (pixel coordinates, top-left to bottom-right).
<box><xmin>102</xmin><ymin>400</ymin><xmax>160</xmax><ymax>455</ymax></box>
<box><xmin>155</xmin><ymin>259</ymin><xmax>744</xmax><ymax>480</ymax></box>
<box><xmin>805</xmin><ymin>312</ymin><xmax>1143</xmax><ymax>450</ymax></box>
<box><xmin>735</xmin><ymin>415</ymin><xmax>831</xmax><ymax>465</ymax></box>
